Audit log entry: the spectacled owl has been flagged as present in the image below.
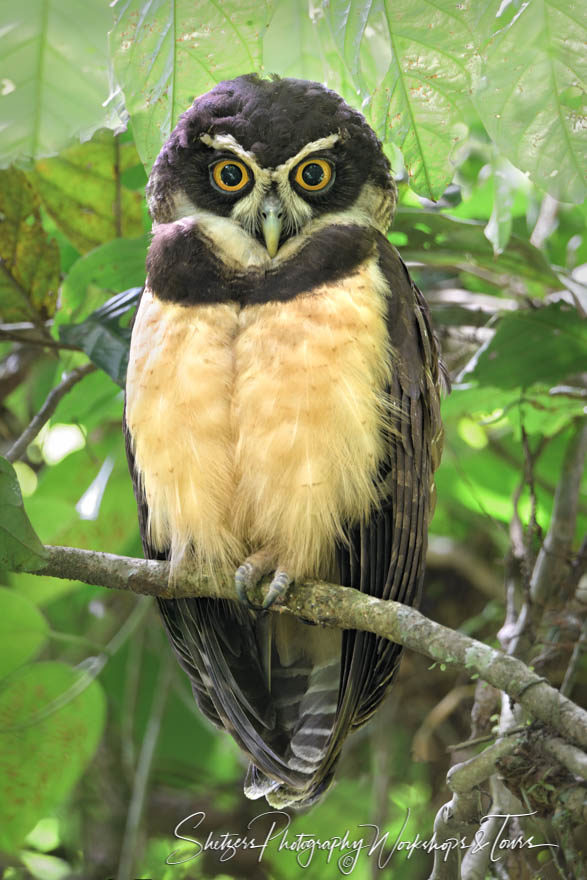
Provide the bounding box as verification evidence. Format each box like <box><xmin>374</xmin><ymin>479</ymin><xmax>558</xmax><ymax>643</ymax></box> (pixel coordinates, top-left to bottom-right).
<box><xmin>124</xmin><ymin>74</ymin><xmax>444</xmax><ymax>808</ymax></box>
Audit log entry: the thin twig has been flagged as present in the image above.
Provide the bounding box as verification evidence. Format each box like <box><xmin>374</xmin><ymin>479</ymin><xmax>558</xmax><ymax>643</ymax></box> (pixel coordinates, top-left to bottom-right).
<box><xmin>31</xmin><ymin>544</ymin><xmax>587</xmax><ymax>750</ymax></box>
<box><xmin>509</xmin><ymin>420</ymin><xmax>587</xmax><ymax>660</ymax></box>
<box><xmin>6</xmin><ymin>362</ymin><xmax>96</xmax><ymax>462</ymax></box>
<box><xmin>0</xmin><ymin>329</ymin><xmax>81</xmax><ymax>352</ymax></box>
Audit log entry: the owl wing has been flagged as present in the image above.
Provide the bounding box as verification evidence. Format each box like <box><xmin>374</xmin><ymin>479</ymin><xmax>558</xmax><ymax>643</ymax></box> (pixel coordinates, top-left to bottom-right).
<box><xmin>327</xmin><ymin>233</ymin><xmax>444</xmax><ymax>764</ymax></box>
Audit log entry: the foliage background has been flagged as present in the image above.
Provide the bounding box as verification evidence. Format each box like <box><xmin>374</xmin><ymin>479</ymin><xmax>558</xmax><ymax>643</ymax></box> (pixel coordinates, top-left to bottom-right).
<box><xmin>0</xmin><ymin>0</ymin><xmax>585</xmax><ymax>878</ymax></box>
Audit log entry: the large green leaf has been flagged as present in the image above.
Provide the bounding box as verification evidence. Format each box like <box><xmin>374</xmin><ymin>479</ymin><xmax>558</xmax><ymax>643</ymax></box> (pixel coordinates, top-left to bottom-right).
<box><xmin>0</xmin><ymin>458</ymin><xmax>47</xmax><ymax>572</ymax></box>
<box><xmin>463</xmin><ymin>301</ymin><xmax>587</xmax><ymax>389</ymax></box>
<box><xmin>0</xmin><ymin>0</ymin><xmax>124</xmax><ymax>166</ymax></box>
<box><xmin>0</xmin><ymin>662</ymin><xmax>106</xmax><ymax>852</ymax></box>
<box><xmin>0</xmin><ymin>588</ymin><xmax>48</xmax><ymax>679</ymax></box>
<box><xmin>111</xmin><ymin>0</ymin><xmax>272</xmax><ymax>170</ymax></box>
<box><xmin>474</xmin><ymin>0</ymin><xmax>586</xmax><ymax>203</ymax></box>
<box><xmin>0</xmin><ymin>169</ymin><xmax>59</xmax><ymax>322</ymax></box>
<box><xmin>57</xmin><ymin>236</ymin><xmax>148</xmax><ymax>325</ymax></box>
<box><xmin>263</xmin><ymin>1</ymin><xmax>357</xmax><ymax>107</ymax></box>
<box><xmin>59</xmin><ymin>288</ymin><xmax>140</xmax><ymax>387</ymax></box>
<box><xmin>34</xmin><ymin>133</ymin><xmax>144</xmax><ymax>254</ymax></box>
<box><xmin>368</xmin><ymin>0</ymin><xmax>477</xmax><ymax>199</ymax></box>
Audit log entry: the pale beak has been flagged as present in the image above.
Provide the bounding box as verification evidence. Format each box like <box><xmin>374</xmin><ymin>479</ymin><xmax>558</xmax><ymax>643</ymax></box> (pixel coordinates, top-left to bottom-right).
<box><xmin>260</xmin><ymin>193</ymin><xmax>283</xmax><ymax>258</ymax></box>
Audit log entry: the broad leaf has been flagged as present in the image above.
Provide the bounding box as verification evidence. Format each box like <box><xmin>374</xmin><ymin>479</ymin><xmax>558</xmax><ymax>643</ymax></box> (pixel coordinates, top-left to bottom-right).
<box><xmin>0</xmin><ymin>458</ymin><xmax>47</xmax><ymax>572</ymax></box>
<box><xmin>57</xmin><ymin>236</ymin><xmax>148</xmax><ymax>325</ymax></box>
<box><xmin>59</xmin><ymin>288</ymin><xmax>141</xmax><ymax>387</ymax></box>
<box><xmin>462</xmin><ymin>302</ymin><xmax>587</xmax><ymax>389</ymax></box>
<box><xmin>111</xmin><ymin>0</ymin><xmax>272</xmax><ymax>170</ymax></box>
<box><xmin>0</xmin><ymin>170</ymin><xmax>59</xmax><ymax>322</ymax></box>
<box><xmin>263</xmin><ymin>2</ymin><xmax>354</xmax><ymax>106</ymax></box>
<box><xmin>0</xmin><ymin>662</ymin><xmax>106</xmax><ymax>851</ymax></box>
<box><xmin>0</xmin><ymin>588</ymin><xmax>48</xmax><ymax>679</ymax></box>
<box><xmin>365</xmin><ymin>0</ymin><xmax>479</xmax><ymax>199</ymax></box>
<box><xmin>475</xmin><ymin>0</ymin><xmax>586</xmax><ymax>203</ymax></box>
<box><xmin>0</xmin><ymin>0</ymin><xmax>124</xmax><ymax>166</ymax></box>
<box><xmin>34</xmin><ymin>133</ymin><xmax>144</xmax><ymax>254</ymax></box>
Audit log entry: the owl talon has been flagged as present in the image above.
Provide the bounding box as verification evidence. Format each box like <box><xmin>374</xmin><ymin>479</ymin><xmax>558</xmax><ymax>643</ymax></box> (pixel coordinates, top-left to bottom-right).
<box><xmin>235</xmin><ymin>562</ymin><xmax>260</xmax><ymax>607</ymax></box>
<box><xmin>262</xmin><ymin>570</ymin><xmax>292</xmax><ymax>609</ymax></box>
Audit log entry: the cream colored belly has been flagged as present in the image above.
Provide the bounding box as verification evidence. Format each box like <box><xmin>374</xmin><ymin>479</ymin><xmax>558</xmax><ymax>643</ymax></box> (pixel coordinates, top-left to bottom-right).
<box><xmin>125</xmin><ymin>260</ymin><xmax>392</xmax><ymax>578</ymax></box>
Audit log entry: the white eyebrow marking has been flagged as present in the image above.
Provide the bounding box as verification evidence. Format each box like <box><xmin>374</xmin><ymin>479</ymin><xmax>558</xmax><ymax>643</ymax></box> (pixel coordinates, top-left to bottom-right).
<box><xmin>199</xmin><ymin>132</ymin><xmax>270</xmax><ymax>183</ymax></box>
<box><xmin>276</xmin><ymin>133</ymin><xmax>341</xmax><ymax>174</ymax></box>
<box><xmin>199</xmin><ymin>131</ymin><xmax>341</xmax><ymax>176</ymax></box>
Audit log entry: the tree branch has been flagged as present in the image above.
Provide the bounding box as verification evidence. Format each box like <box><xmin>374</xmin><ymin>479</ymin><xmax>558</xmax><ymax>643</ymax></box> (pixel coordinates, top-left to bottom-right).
<box><xmin>32</xmin><ymin>544</ymin><xmax>587</xmax><ymax>750</ymax></box>
<box><xmin>6</xmin><ymin>362</ymin><xmax>96</xmax><ymax>462</ymax></box>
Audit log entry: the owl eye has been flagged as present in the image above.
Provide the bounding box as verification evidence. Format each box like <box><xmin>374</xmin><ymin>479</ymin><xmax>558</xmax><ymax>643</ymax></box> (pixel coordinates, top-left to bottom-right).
<box><xmin>211</xmin><ymin>159</ymin><xmax>251</xmax><ymax>192</ymax></box>
<box><xmin>294</xmin><ymin>158</ymin><xmax>333</xmax><ymax>192</ymax></box>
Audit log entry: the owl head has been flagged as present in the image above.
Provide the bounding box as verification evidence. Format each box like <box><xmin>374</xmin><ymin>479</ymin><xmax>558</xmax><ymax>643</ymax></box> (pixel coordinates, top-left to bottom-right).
<box><xmin>147</xmin><ymin>75</ymin><xmax>396</xmax><ymax>262</ymax></box>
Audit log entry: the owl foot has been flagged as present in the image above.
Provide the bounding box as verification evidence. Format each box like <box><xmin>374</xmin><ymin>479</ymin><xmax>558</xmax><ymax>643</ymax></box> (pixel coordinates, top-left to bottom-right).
<box><xmin>262</xmin><ymin>569</ymin><xmax>292</xmax><ymax>609</ymax></box>
<box><xmin>235</xmin><ymin>550</ymin><xmax>276</xmax><ymax>607</ymax></box>
<box><xmin>235</xmin><ymin>562</ymin><xmax>262</xmax><ymax>606</ymax></box>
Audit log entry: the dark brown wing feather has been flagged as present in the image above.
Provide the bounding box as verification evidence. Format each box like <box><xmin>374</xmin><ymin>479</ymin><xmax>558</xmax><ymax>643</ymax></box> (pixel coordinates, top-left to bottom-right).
<box><xmin>326</xmin><ymin>232</ymin><xmax>444</xmax><ymax>774</ymax></box>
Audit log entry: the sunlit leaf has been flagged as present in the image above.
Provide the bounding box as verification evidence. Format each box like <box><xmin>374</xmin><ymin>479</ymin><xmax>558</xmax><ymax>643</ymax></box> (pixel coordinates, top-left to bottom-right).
<box><xmin>475</xmin><ymin>0</ymin><xmax>586</xmax><ymax>203</ymax></box>
<box><xmin>19</xmin><ymin>851</ymin><xmax>71</xmax><ymax>880</ymax></box>
<box><xmin>0</xmin><ymin>169</ymin><xmax>59</xmax><ymax>322</ymax></box>
<box><xmin>0</xmin><ymin>0</ymin><xmax>124</xmax><ymax>166</ymax></box>
<box><xmin>0</xmin><ymin>662</ymin><xmax>106</xmax><ymax>852</ymax></box>
<box><xmin>366</xmin><ymin>0</ymin><xmax>478</xmax><ymax>199</ymax></box>
<box><xmin>264</xmin><ymin>2</ymin><xmax>356</xmax><ymax>105</ymax></box>
<box><xmin>484</xmin><ymin>157</ymin><xmax>515</xmax><ymax>255</ymax></box>
<box><xmin>111</xmin><ymin>0</ymin><xmax>272</xmax><ymax>170</ymax></box>
<box><xmin>34</xmin><ymin>133</ymin><xmax>144</xmax><ymax>253</ymax></box>
<box><xmin>0</xmin><ymin>458</ymin><xmax>47</xmax><ymax>572</ymax></box>
<box><xmin>0</xmin><ymin>588</ymin><xmax>48</xmax><ymax>679</ymax></box>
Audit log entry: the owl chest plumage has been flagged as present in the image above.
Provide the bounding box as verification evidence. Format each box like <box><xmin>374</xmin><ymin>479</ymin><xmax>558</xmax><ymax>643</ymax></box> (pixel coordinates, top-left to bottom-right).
<box><xmin>125</xmin><ymin>254</ymin><xmax>393</xmax><ymax>578</ymax></box>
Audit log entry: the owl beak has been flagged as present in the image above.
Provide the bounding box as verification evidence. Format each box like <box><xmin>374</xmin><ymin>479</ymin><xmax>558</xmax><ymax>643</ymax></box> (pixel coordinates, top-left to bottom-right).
<box><xmin>260</xmin><ymin>193</ymin><xmax>283</xmax><ymax>258</ymax></box>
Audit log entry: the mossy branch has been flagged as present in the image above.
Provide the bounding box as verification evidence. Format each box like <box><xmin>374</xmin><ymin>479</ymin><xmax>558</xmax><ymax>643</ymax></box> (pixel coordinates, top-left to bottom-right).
<box><xmin>34</xmin><ymin>543</ymin><xmax>587</xmax><ymax>751</ymax></box>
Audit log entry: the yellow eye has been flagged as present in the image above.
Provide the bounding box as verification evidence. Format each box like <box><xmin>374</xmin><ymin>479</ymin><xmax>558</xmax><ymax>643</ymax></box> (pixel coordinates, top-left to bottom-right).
<box><xmin>294</xmin><ymin>158</ymin><xmax>333</xmax><ymax>191</ymax></box>
<box><xmin>211</xmin><ymin>159</ymin><xmax>250</xmax><ymax>192</ymax></box>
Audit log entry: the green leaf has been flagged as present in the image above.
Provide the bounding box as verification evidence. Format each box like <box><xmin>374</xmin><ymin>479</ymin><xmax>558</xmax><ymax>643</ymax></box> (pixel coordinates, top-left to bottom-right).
<box><xmin>57</xmin><ymin>236</ymin><xmax>148</xmax><ymax>325</ymax></box>
<box><xmin>0</xmin><ymin>169</ymin><xmax>59</xmax><ymax>322</ymax></box>
<box><xmin>474</xmin><ymin>0</ymin><xmax>586</xmax><ymax>203</ymax></box>
<box><xmin>59</xmin><ymin>288</ymin><xmax>140</xmax><ymax>387</ymax></box>
<box><xmin>0</xmin><ymin>662</ymin><xmax>106</xmax><ymax>852</ymax></box>
<box><xmin>0</xmin><ymin>0</ymin><xmax>124</xmax><ymax>166</ymax></box>
<box><xmin>484</xmin><ymin>157</ymin><xmax>515</xmax><ymax>255</ymax></box>
<box><xmin>111</xmin><ymin>0</ymin><xmax>272</xmax><ymax>170</ymax></box>
<box><xmin>263</xmin><ymin>2</ymin><xmax>355</xmax><ymax>105</ymax></box>
<box><xmin>394</xmin><ymin>209</ymin><xmax>560</xmax><ymax>288</ymax></box>
<box><xmin>34</xmin><ymin>134</ymin><xmax>144</xmax><ymax>254</ymax></box>
<box><xmin>0</xmin><ymin>458</ymin><xmax>47</xmax><ymax>572</ymax></box>
<box><xmin>19</xmin><ymin>851</ymin><xmax>71</xmax><ymax>880</ymax></box>
<box><xmin>367</xmin><ymin>0</ymin><xmax>476</xmax><ymax>199</ymax></box>
<box><xmin>463</xmin><ymin>302</ymin><xmax>587</xmax><ymax>389</ymax></box>
<box><xmin>0</xmin><ymin>588</ymin><xmax>48</xmax><ymax>679</ymax></box>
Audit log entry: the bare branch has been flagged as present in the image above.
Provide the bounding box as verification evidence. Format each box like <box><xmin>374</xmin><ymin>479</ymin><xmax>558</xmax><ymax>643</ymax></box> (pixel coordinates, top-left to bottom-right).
<box><xmin>32</xmin><ymin>544</ymin><xmax>587</xmax><ymax>750</ymax></box>
<box><xmin>542</xmin><ymin>736</ymin><xmax>587</xmax><ymax>780</ymax></box>
<box><xmin>6</xmin><ymin>362</ymin><xmax>96</xmax><ymax>462</ymax></box>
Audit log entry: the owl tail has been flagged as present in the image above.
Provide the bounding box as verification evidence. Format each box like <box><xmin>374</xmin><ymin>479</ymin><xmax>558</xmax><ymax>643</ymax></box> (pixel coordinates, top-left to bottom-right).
<box><xmin>244</xmin><ymin>653</ymin><xmax>341</xmax><ymax>808</ymax></box>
